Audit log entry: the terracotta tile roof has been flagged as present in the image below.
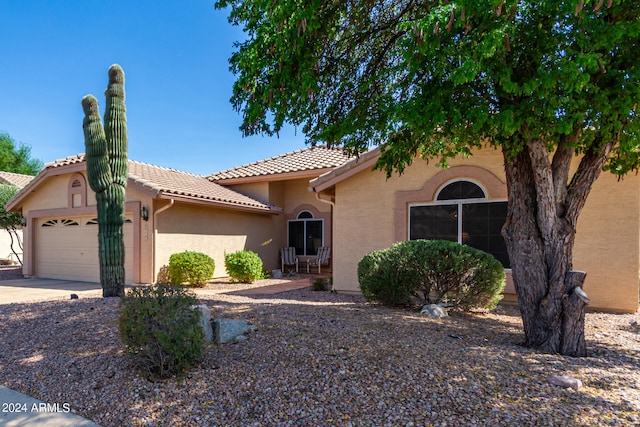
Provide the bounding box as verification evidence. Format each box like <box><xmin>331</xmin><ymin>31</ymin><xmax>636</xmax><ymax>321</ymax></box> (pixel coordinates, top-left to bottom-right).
<box><xmin>207</xmin><ymin>146</ymin><xmax>352</xmax><ymax>182</ymax></box>
<box><xmin>309</xmin><ymin>148</ymin><xmax>381</xmax><ymax>192</ymax></box>
<box><xmin>0</xmin><ymin>171</ymin><xmax>35</xmax><ymax>189</ymax></box>
<box><xmin>44</xmin><ymin>154</ymin><xmax>281</xmax><ymax>213</ymax></box>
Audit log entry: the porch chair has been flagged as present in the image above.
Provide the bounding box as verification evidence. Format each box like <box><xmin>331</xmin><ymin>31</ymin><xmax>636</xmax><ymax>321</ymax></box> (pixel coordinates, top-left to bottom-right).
<box><xmin>281</xmin><ymin>247</ymin><xmax>299</xmax><ymax>274</ymax></box>
<box><xmin>307</xmin><ymin>246</ymin><xmax>331</xmax><ymax>274</ymax></box>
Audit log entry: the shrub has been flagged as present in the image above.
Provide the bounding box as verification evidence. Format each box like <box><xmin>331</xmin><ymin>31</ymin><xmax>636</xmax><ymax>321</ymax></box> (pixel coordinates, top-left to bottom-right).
<box><xmin>168</xmin><ymin>251</ymin><xmax>215</xmax><ymax>287</ymax></box>
<box><xmin>358</xmin><ymin>240</ymin><xmax>505</xmax><ymax>310</ymax></box>
<box><xmin>224</xmin><ymin>250</ymin><xmax>264</xmax><ymax>283</ymax></box>
<box><xmin>156</xmin><ymin>265</ymin><xmax>170</xmax><ymax>285</ymax></box>
<box><xmin>117</xmin><ymin>285</ymin><xmax>204</xmax><ymax>379</ymax></box>
<box><xmin>358</xmin><ymin>247</ymin><xmax>418</xmax><ymax>306</ymax></box>
<box><xmin>312</xmin><ymin>277</ymin><xmax>328</xmax><ymax>291</ymax></box>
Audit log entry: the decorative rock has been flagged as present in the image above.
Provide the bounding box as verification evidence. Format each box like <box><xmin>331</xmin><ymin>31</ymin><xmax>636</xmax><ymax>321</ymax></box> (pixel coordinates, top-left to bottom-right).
<box><xmin>195</xmin><ymin>304</ymin><xmax>213</xmax><ymax>342</ymax></box>
<box><xmin>547</xmin><ymin>374</ymin><xmax>582</xmax><ymax>390</ymax></box>
<box><xmin>70</xmin><ymin>294</ymin><xmax>79</xmax><ymax>299</ymax></box>
<box><xmin>420</xmin><ymin>304</ymin><xmax>448</xmax><ymax>319</ymax></box>
<box><xmin>213</xmin><ymin>318</ymin><xmax>257</xmax><ymax>344</ymax></box>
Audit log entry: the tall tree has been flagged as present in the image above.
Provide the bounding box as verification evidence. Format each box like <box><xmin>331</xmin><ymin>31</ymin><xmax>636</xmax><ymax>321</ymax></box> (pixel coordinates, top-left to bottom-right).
<box><xmin>0</xmin><ymin>132</ymin><xmax>42</xmax><ymax>264</ymax></box>
<box><xmin>216</xmin><ymin>0</ymin><xmax>640</xmax><ymax>356</ymax></box>
<box><xmin>0</xmin><ymin>184</ymin><xmax>24</xmax><ymax>264</ymax></box>
<box><xmin>0</xmin><ymin>133</ymin><xmax>43</xmax><ymax>176</ymax></box>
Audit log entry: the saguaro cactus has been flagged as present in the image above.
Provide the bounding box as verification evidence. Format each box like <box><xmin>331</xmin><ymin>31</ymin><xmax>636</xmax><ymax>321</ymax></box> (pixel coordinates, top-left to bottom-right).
<box><xmin>81</xmin><ymin>64</ymin><xmax>128</xmax><ymax>297</ymax></box>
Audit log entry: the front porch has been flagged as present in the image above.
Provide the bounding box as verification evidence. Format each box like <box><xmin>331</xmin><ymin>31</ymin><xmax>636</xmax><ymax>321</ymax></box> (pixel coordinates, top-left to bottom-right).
<box><xmin>194</xmin><ymin>271</ymin><xmax>334</xmax><ymax>297</ymax></box>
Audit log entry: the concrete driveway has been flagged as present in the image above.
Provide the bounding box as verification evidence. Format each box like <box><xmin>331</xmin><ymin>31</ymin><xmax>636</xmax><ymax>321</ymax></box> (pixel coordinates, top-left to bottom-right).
<box><xmin>0</xmin><ymin>279</ymin><xmax>103</xmax><ymax>304</ymax></box>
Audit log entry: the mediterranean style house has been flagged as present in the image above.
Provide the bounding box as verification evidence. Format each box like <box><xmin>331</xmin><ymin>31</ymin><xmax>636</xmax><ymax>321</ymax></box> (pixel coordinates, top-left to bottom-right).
<box><xmin>6</xmin><ymin>147</ymin><xmax>349</xmax><ymax>285</ymax></box>
<box><xmin>309</xmin><ymin>147</ymin><xmax>640</xmax><ymax>313</ymax></box>
<box><xmin>6</xmin><ymin>146</ymin><xmax>639</xmax><ymax>313</ymax></box>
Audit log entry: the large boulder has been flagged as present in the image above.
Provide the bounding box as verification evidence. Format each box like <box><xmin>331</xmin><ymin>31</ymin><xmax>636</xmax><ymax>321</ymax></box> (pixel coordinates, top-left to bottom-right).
<box><xmin>547</xmin><ymin>374</ymin><xmax>582</xmax><ymax>390</ymax></box>
<box><xmin>213</xmin><ymin>318</ymin><xmax>257</xmax><ymax>344</ymax></box>
<box><xmin>420</xmin><ymin>304</ymin><xmax>449</xmax><ymax>319</ymax></box>
<box><xmin>195</xmin><ymin>304</ymin><xmax>213</xmax><ymax>342</ymax></box>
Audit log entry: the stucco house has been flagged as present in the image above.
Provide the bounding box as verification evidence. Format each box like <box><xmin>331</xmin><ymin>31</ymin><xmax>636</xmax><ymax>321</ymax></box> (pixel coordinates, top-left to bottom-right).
<box><xmin>6</xmin><ymin>145</ymin><xmax>639</xmax><ymax>313</ymax></box>
<box><xmin>6</xmin><ymin>147</ymin><xmax>349</xmax><ymax>284</ymax></box>
<box><xmin>309</xmin><ymin>147</ymin><xmax>640</xmax><ymax>314</ymax></box>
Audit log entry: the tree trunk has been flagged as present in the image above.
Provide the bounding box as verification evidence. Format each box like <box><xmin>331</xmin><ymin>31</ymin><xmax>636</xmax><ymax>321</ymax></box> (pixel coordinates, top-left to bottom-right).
<box><xmin>501</xmin><ymin>145</ymin><xmax>589</xmax><ymax>356</ymax></box>
<box><xmin>6</xmin><ymin>227</ymin><xmax>22</xmax><ymax>265</ymax></box>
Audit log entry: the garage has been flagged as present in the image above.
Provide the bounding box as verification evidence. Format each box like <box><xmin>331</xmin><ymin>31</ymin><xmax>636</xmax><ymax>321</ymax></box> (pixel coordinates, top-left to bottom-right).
<box><xmin>34</xmin><ymin>215</ymin><xmax>134</xmax><ymax>284</ymax></box>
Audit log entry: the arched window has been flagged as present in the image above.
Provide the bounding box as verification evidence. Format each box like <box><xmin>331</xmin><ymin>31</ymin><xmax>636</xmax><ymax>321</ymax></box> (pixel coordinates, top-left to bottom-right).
<box><xmin>68</xmin><ymin>173</ymin><xmax>87</xmax><ymax>208</ymax></box>
<box><xmin>288</xmin><ymin>210</ymin><xmax>324</xmax><ymax>256</ymax></box>
<box><xmin>409</xmin><ymin>180</ymin><xmax>509</xmax><ymax>267</ymax></box>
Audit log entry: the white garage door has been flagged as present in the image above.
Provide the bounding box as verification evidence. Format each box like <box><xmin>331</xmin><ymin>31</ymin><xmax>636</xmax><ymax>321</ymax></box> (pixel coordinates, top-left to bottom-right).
<box><xmin>35</xmin><ymin>216</ymin><xmax>134</xmax><ymax>284</ymax></box>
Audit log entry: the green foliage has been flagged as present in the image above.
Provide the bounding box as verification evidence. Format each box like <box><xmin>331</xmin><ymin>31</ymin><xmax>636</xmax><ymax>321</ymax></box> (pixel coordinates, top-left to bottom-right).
<box><xmin>217</xmin><ymin>1</ymin><xmax>640</xmax><ymax>177</ymax></box>
<box><xmin>117</xmin><ymin>285</ymin><xmax>204</xmax><ymax>380</ymax></box>
<box><xmin>0</xmin><ymin>184</ymin><xmax>21</xmax><ymax>230</ymax></box>
<box><xmin>217</xmin><ymin>0</ymin><xmax>639</xmax><ymax>355</ymax></box>
<box><xmin>358</xmin><ymin>240</ymin><xmax>505</xmax><ymax>310</ymax></box>
<box><xmin>358</xmin><ymin>248</ymin><xmax>419</xmax><ymax>306</ymax></box>
<box><xmin>82</xmin><ymin>64</ymin><xmax>129</xmax><ymax>297</ymax></box>
<box><xmin>0</xmin><ymin>184</ymin><xmax>23</xmax><ymax>264</ymax></box>
<box><xmin>224</xmin><ymin>250</ymin><xmax>264</xmax><ymax>283</ymax></box>
<box><xmin>312</xmin><ymin>277</ymin><xmax>328</xmax><ymax>291</ymax></box>
<box><xmin>168</xmin><ymin>251</ymin><xmax>215</xmax><ymax>287</ymax></box>
<box><xmin>0</xmin><ymin>133</ymin><xmax>43</xmax><ymax>175</ymax></box>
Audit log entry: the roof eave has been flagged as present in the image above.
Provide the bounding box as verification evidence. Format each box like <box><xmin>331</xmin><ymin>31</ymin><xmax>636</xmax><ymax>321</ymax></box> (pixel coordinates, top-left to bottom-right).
<box><xmin>309</xmin><ymin>148</ymin><xmax>381</xmax><ymax>193</ymax></box>
<box><xmin>156</xmin><ymin>193</ymin><xmax>283</xmax><ymax>215</ymax></box>
<box><xmin>5</xmin><ymin>163</ymin><xmax>85</xmax><ymax>212</ymax></box>
<box><xmin>211</xmin><ymin>167</ymin><xmax>337</xmax><ymax>185</ymax></box>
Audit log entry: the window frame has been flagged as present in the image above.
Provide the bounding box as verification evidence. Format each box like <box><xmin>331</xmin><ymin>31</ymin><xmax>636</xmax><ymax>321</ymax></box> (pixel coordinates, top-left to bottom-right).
<box><xmin>287</xmin><ymin>210</ymin><xmax>325</xmax><ymax>256</ymax></box>
<box><xmin>408</xmin><ymin>179</ymin><xmax>510</xmax><ymax>269</ymax></box>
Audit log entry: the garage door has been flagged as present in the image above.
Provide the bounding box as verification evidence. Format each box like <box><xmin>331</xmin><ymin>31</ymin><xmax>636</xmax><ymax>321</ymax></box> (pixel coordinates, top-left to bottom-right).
<box><xmin>35</xmin><ymin>215</ymin><xmax>134</xmax><ymax>284</ymax></box>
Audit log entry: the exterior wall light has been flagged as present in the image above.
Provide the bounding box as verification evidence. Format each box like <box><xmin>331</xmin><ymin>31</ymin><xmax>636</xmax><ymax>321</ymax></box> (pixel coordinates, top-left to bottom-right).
<box><xmin>141</xmin><ymin>206</ymin><xmax>149</xmax><ymax>222</ymax></box>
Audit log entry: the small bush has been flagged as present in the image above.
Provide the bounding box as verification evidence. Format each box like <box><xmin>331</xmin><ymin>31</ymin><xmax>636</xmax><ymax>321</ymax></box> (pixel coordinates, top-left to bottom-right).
<box><xmin>156</xmin><ymin>265</ymin><xmax>170</xmax><ymax>285</ymax></box>
<box><xmin>168</xmin><ymin>251</ymin><xmax>215</xmax><ymax>287</ymax></box>
<box><xmin>312</xmin><ymin>278</ymin><xmax>328</xmax><ymax>291</ymax></box>
<box><xmin>117</xmin><ymin>285</ymin><xmax>204</xmax><ymax>379</ymax></box>
<box><xmin>224</xmin><ymin>250</ymin><xmax>264</xmax><ymax>283</ymax></box>
<box><xmin>358</xmin><ymin>248</ymin><xmax>417</xmax><ymax>306</ymax></box>
<box><xmin>358</xmin><ymin>240</ymin><xmax>505</xmax><ymax>310</ymax></box>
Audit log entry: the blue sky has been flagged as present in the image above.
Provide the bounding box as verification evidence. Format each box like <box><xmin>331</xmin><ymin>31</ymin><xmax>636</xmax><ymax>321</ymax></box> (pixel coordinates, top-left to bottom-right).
<box><xmin>1</xmin><ymin>1</ymin><xmax>306</xmax><ymax>175</ymax></box>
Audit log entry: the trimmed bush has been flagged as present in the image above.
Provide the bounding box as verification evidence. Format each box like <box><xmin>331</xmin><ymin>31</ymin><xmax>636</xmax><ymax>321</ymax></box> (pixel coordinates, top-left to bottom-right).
<box><xmin>312</xmin><ymin>277</ymin><xmax>328</xmax><ymax>291</ymax></box>
<box><xmin>224</xmin><ymin>250</ymin><xmax>264</xmax><ymax>283</ymax></box>
<box><xmin>168</xmin><ymin>251</ymin><xmax>215</xmax><ymax>287</ymax></box>
<box><xmin>117</xmin><ymin>285</ymin><xmax>204</xmax><ymax>379</ymax></box>
<box><xmin>358</xmin><ymin>240</ymin><xmax>505</xmax><ymax>310</ymax></box>
<box><xmin>358</xmin><ymin>249</ymin><xmax>416</xmax><ymax>305</ymax></box>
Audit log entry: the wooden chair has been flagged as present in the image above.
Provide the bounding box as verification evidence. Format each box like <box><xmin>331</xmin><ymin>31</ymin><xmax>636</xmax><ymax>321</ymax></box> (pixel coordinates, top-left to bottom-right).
<box><xmin>307</xmin><ymin>246</ymin><xmax>331</xmax><ymax>274</ymax></box>
<box><xmin>281</xmin><ymin>247</ymin><xmax>299</xmax><ymax>274</ymax></box>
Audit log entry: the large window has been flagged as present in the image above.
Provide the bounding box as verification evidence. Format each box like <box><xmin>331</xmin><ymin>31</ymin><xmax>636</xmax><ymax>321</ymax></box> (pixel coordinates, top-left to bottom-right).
<box><xmin>288</xmin><ymin>211</ymin><xmax>323</xmax><ymax>256</ymax></box>
<box><xmin>409</xmin><ymin>180</ymin><xmax>510</xmax><ymax>268</ymax></box>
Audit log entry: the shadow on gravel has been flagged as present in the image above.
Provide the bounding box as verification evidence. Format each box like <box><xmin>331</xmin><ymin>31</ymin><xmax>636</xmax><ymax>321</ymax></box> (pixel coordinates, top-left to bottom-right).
<box><xmin>0</xmin><ymin>290</ymin><xmax>638</xmax><ymax>426</ymax></box>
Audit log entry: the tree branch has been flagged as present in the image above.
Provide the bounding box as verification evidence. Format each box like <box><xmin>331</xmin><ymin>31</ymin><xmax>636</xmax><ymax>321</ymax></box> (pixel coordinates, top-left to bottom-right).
<box><xmin>551</xmin><ymin>133</ymin><xmax>578</xmax><ymax>216</ymax></box>
<box><xmin>565</xmin><ymin>138</ymin><xmax>615</xmax><ymax>227</ymax></box>
<box><xmin>527</xmin><ymin>138</ymin><xmax>556</xmax><ymax>242</ymax></box>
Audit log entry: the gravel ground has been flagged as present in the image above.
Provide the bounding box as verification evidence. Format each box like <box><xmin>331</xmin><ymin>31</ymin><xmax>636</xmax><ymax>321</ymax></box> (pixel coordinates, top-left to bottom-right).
<box><xmin>0</xmin><ymin>273</ymin><xmax>639</xmax><ymax>426</ymax></box>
